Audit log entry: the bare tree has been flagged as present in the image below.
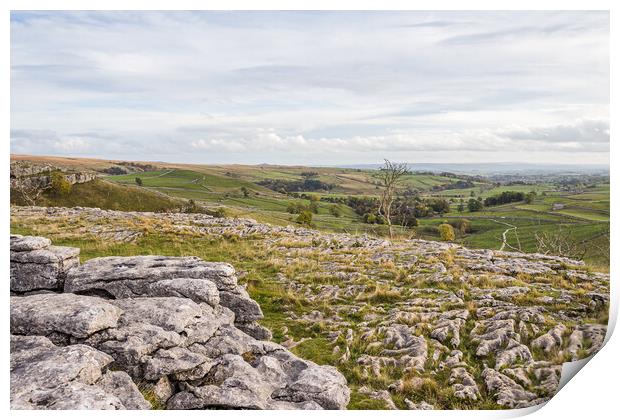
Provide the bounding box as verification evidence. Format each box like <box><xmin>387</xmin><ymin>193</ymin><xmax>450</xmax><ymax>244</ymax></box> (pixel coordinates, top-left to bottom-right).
<box><xmin>535</xmin><ymin>227</ymin><xmax>587</xmax><ymax>260</ymax></box>
<box><xmin>377</xmin><ymin>159</ymin><xmax>409</xmax><ymax>239</ymax></box>
<box><xmin>12</xmin><ymin>179</ymin><xmax>50</xmax><ymax>206</ymax></box>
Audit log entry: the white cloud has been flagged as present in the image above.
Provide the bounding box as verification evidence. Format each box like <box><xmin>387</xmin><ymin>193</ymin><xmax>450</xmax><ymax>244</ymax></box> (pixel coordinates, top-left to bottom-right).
<box><xmin>187</xmin><ymin>119</ymin><xmax>609</xmax><ymax>156</ymax></box>
<box><xmin>497</xmin><ymin>119</ymin><xmax>609</xmax><ymax>144</ymax></box>
<box><xmin>10</xmin><ymin>11</ymin><xmax>609</xmax><ymax>165</ymax></box>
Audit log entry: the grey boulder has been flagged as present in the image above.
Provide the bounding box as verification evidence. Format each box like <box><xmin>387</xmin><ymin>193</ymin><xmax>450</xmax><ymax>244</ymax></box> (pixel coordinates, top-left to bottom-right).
<box><xmin>10</xmin><ymin>235</ymin><xmax>80</xmax><ymax>292</ymax></box>
<box><xmin>10</xmin><ymin>335</ymin><xmax>150</xmax><ymax>410</ymax></box>
<box><xmin>64</xmin><ymin>256</ymin><xmax>265</xmax><ymax>338</ymax></box>
<box><xmin>10</xmin><ymin>294</ymin><xmax>122</xmax><ymax>340</ymax></box>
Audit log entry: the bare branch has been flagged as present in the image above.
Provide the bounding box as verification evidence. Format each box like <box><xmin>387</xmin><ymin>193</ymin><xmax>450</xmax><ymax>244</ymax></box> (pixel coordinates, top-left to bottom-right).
<box><xmin>377</xmin><ymin>159</ymin><xmax>409</xmax><ymax>239</ymax></box>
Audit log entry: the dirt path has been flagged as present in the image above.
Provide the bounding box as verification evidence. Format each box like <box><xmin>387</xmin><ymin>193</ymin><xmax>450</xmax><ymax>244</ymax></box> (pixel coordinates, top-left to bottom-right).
<box><xmin>143</xmin><ymin>169</ymin><xmax>175</xmax><ymax>178</ymax></box>
<box><xmin>490</xmin><ymin>219</ymin><xmax>518</xmax><ymax>251</ymax></box>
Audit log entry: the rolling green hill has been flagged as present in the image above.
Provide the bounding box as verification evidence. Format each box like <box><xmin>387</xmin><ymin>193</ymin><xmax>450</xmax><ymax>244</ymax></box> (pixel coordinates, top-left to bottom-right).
<box><xmin>10</xmin><ymin>178</ymin><xmax>183</xmax><ymax>212</ymax></box>
<box><xmin>10</xmin><ymin>155</ymin><xmax>609</xmax><ymax>268</ymax></box>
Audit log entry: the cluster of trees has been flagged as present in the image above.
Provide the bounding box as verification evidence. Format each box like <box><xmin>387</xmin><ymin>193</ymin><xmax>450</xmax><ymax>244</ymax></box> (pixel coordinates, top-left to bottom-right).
<box><xmin>483</xmin><ymin>191</ymin><xmax>526</xmax><ymax>206</ymax></box>
<box><xmin>341</xmin><ymin>196</ymin><xmax>378</xmax><ymax>216</ymax></box>
<box><xmin>103</xmin><ymin>166</ymin><xmax>129</xmax><ymax>175</ymax></box>
<box><xmin>114</xmin><ymin>162</ymin><xmax>157</xmax><ymax>171</ymax></box>
<box><xmin>456</xmin><ymin>190</ymin><xmax>537</xmax><ymax>212</ymax></box>
<box><xmin>321</xmin><ymin>192</ymin><xmax>452</xmax><ymax>229</ymax></box>
<box><xmin>286</xmin><ymin>194</ymin><xmax>321</xmax><ymax>215</ymax></box>
<box><xmin>257</xmin><ymin>178</ymin><xmax>334</xmax><ymax>193</ymax></box>
<box><xmin>426</xmin><ymin>198</ymin><xmax>451</xmax><ymax>214</ymax></box>
<box><xmin>431</xmin><ymin>180</ymin><xmax>475</xmax><ymax>191</ymax></box>
<box><xmin>286</xmin><ymin>194</ymin><xmax>344</xmax><ymax>224</ymax></box>
<box><xmin>447</xmin><ymin>218</ymin><xmax>472</xmax><ymax>234</ymax></box>
<box><xmin>483</xmin><ymin>190</ymin><xmax>537</xmax><ymax>207</ymax></box>
<box><xmin>102</xmin><ymin>162</ymin><xmax>157</xmax><ymax>175</ymax></box>
<box><xmin>466</xmin><ymin>198</ymin><xmax>484</xmax><ymax>212</ymax></box>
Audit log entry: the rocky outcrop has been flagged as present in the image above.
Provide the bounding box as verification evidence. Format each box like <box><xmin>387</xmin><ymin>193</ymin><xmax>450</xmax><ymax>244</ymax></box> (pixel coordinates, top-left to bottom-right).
<box><xmin>10</xmin><ymin>234</ymin><xmax>80</xmax><ymax>292</ymax></box>
<box><xmin>481</xmin><ymin>368</ymin><xmax>543</xmax><ymax>408</ymax></box>
<box><xmin>10</xmin><ymin>294</ymin><xmax>122</xmax><ymax>341</ymax></box>
<box><xmin>10</xmin><ymin>207</ymin><xmax>611</xmax><ymax>410</ymax></box>
<box><xmin>64</xmin><ymin>255</ymin><xmax>270</xmax><ymax>340</ymax></box>
<box><xmin>10</xmin><ymin>335</ymin><xmax>149</xmax><ymax>410</ymax></box>
<box><xmin>10</xmin><ymin>235</ymin><xmax>350</xmax><ymax>410</ymax></box>
<box><xmin>10</xmin><ymin>161</ymin><xmax>98</xmax><ymax>190</ymax></box>
<box><xmin>450</xmin><ymin>367</ymin><xmax>480</xmax><ymax>401</ymax></box>
<box><xmin>531</xmin><ymin>324</ymin><xmax>567</xmax><ymax>354</ymax></box>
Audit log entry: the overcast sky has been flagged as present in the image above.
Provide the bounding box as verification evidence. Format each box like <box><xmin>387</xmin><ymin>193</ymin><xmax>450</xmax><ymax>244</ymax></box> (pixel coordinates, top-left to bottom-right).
<box><xmin>10</xmin><ymin>11</ymin><xmax>609</xmax><ymax>165</ymax></box>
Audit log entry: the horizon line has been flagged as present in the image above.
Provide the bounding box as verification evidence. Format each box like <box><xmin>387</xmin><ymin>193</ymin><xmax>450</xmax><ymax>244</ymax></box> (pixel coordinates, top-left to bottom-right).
<box><xmin>9</xmin><ymin>153</ymin><xmax>611</xmax><ymax>169</ymax></box>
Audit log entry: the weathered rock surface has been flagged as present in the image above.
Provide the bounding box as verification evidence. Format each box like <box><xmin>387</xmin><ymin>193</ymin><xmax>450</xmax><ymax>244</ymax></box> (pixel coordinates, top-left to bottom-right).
<box><xmin>10</xmin><ymin>207</ymin><xmax>610</xmax><ymax>410</ymax></box>
<box><xmin>482</xmin><ymin>368</ymin><xmax>543</xmax><ymax>408</ymax></box>
<box><xmin>10</xmin><ymin>234</ymin><xmax>80</xmax><ymax>292</ymax></box>
<box><xmin>65</xmin><ymin>255</ymin><xmax>267</xmax><ymax>339</ymax></box>
<box><xmin>10</xmin><ymin>161</ymin><xmax>98</xmax><ymax>190</ymax></box>
<box><xmin>450</xmin><ymin>367</ymin><xmax>480</xmax><ymax>401</ymax></box>
<box><xmin>10</xmin><ymin>235</ymin><xmax>350</xmax><ymax>410</ymax></box>
<box><xmin>10</xmin><ymin>335</ymin><xmax>150</xmax><ymax>410</ymax></box>
<box><xmin>531</xmin><ymin>324</ymin><xmax>567</xmax><ymax>354</ymax></box>
<box><xmin>10</xmin><ymin>293</ymin><xmax>122</xmax><ymax>340</ymax></box>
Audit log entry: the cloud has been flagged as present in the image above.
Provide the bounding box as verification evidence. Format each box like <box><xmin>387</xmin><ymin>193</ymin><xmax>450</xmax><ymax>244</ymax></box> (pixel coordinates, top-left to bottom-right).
<box><xmin>10</xmin><ymin>11</ymin><xmax>609</xmax><ymax>165</ymax></box>
<box><xmin>497</xmin><ymin>119</ymin><xmax>609</xmax><ymax>144</ymax></box>
<box><xmin>186</xmin><ymin>119</ymin><xmax>609</xmax><ymax>156</ymax></box>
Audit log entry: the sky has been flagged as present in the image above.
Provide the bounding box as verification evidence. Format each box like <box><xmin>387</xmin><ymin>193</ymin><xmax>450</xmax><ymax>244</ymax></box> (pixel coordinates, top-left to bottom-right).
<box><xmin>10</xmin><ymin>11</ymin><xmax>610</xmax><ymax>166</ymax></box>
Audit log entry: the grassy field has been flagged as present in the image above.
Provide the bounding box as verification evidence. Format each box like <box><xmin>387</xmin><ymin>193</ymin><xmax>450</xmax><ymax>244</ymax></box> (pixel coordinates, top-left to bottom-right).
<box><xmin>9</xmin><ymin>155</ymin><xmax>611</xmax><ymax>408</ymax></box>
<box><xmin>10</xmin><ymin>179</ymin><xmax>183</xmax><ymax>212</ymax></box>
<box><xmin>102</xmin><ymin>166</ymin><xmax>609</xmax><ymax>266</ymax></box>
<box><xmin>10</xmin><ymin>155</ymin><xmax>610</xmax><ymax>267</ymax></box>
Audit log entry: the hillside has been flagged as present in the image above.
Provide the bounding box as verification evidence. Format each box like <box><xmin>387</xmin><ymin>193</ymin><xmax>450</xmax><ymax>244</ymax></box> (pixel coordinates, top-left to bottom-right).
<box><xmin>10</xmin><ymin>205</ymin><xmax>609</xmax><ymax>410</ymax></box>
<box><xmin>10</xmin><ymin>155</ymin><xmax>610</xmax><ymax>267</ymax></box>
<box><xmin>11</xmin><ymin>178</ymin><xmax>183</xmax><ymax>213</ymax></box>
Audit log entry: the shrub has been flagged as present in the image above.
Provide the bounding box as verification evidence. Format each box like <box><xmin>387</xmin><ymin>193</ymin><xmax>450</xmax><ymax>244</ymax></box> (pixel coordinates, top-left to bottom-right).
<box><xmin>438</xmin><ymin>223</ymin><xmax>456</xmax><ymax>241</ymax></box>
<box><xmin>184</xmin><ymin>199</ymin><xmax>200</xmax><ymax>213</ymax></box>
<box><xmin>50</xmin><ymin>171</ymin><xmax>72</xmax><ymax>196</ymax></box>
<box><xmin>135</xmin><ymin>177</ymin><xmax>143</xmax><ymax>186</ymax></box>
<box><xmin>467</xmin><ymin>198</ymin><xmax>483</xmax><ymax>212</ymax></box>
<box><xmin>449</xmin><ymin>218</ymin><xmax>471</xmax><ymax>234</ymax></box>
<box><xmin>206</xmin><ymin>207</ymin><xmax>227</xmax><ymax>218</ymax></box>
<box><xmin>296</xmin><ymin>210</ymin><xmax>313</xmax><ymax>226</ymax></box>
<box><xmin>364</xmin><ymin>213</ymin><xmax>377</xmax><ymax>224</ymax></box>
